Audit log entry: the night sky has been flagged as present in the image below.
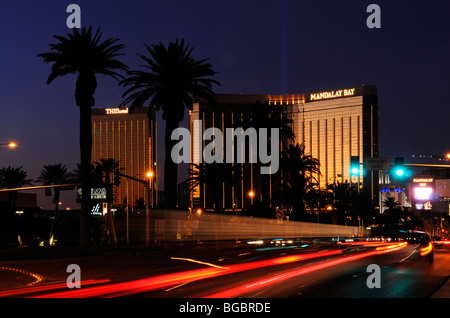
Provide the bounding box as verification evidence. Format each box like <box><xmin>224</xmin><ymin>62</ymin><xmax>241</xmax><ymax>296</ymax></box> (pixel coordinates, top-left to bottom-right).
<box><xmin>0</xmin><ymin>1</ymin><xmax>448</xmax><ymax>209</ymax></box>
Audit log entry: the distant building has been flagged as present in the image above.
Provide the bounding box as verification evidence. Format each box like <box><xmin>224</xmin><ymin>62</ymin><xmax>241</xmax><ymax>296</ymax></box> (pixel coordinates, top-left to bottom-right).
<box><xmin>436</xmin><ymin>179</ymin><xmax>450</xmax><ymax>215</ymax></box>
<box><xmin>189</xmin><ymin>85</ymin><xmax>379</xmax><ymax>211</ymax></box>
<box><xmin>91</xmin><ymin>107</ymin><xmax>157</xmax><ymax>208</ymax></box>
<box><xmin>0</xmin><ymin>192</ymin><xmax>37</xmax><ymax>209</ymax></box>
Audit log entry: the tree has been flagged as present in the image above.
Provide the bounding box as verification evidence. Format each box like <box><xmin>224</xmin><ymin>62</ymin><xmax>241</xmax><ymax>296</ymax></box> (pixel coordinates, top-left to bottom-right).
<box><xmin>0</xmin><ymin>166</ymin><xmax>33</xmax><ymax>210</ymax></box>
<box><xmin>187</xmin><ymin>162</ymin><xmax>242</xmax><ymax>211</ymax></box>
<box><xmin>38</xmin><ymin>26</ymin><xmax>128</xmax><ymax>245</ymax></box>
<box><xmin>37</xmin><ymin>163</ymin><xmax>72</xmax><ymax>245</ymax></box>
<box><xmin>120</xmin><ymin>38</ymin><xmax>220</xmax><ymax>208</ymax></box>
<box><xmin>38</xmin><ymin>164</ymin><xmax>71</xmax><ymax>211</ymax></box>
<box><xmin>280</xmin><ymin>143</ymin><xmax>321</xmax><ymax>220</ymax></box>
<box><xmin>236</xmin><ymin>101</ymin><xmax>294</xmax><ymax>208</ymax></box>
<box><xmin>94</xmin><ymin>158</ymin><xmax>121</xmax><ymax>243</ymax></box>
<box><xmin>95</xmin><ymin>158</ymin><xmax>120</xmax><ymax>185</ymax></box>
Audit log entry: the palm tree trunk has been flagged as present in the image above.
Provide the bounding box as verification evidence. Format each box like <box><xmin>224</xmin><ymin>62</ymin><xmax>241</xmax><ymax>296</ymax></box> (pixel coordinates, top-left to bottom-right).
<box><xmin>164</xmin><ymin>118</ymin><xmax>180</xmax><ymax>209</ymax></box>
<box><xmin>79</xmin><ymin>103</ymin><xmax>93</xmax><ymax>246</ymax></box>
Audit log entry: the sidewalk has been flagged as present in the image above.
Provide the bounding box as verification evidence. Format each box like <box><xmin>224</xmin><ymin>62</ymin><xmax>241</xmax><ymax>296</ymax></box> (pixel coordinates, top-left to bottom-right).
<box><xmin>431</xmin><ymin>276</ymin><xmax>450</xmax><ymax>298</ymax></box>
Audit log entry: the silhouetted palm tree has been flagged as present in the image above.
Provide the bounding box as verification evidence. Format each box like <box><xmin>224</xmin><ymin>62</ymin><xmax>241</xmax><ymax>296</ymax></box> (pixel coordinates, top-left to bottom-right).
<box><xmin>38</xmin><ymin>26</ymin><xmax>128</xmax><ymax>245</ymax></box>
<box><xmin>94</xmin><ymin>158</ymin><xmax>120</xmax><ymax>244</ymax></box>
<box><xmin>281</xmin><ymin>143</ymin><xmax>321</xmax><ymax>220</ymax></box>
<box><xmin>0</xmin><ymin>166</ymin><xmax>33</xmax><ymax>210</ymax></box>
<box><xmin>237</xmin><ymin>101</ymin><xmax>294</xmax><ymax>141</ymax></box>
<box><xmin>38</xmin><ymin>164</ymin><xmax>71</xmax><ymax>211</ymax></box>
<box><xmin>95</xmin><ymin>158</ymin><xmax>120</xmax><ymax>185</ymax></box>
<box><xmin>120</xmin><ymin>38</ymin><xmax>220</xmax><ymax>208</ymax></box>
<box><xmin>235</xmin><ymin>100</ymin><xmax>294</xmax><ymax>207</ymax></box>
<box><xmin>38</xmin><ymin>163</ymin><xmax>71</xmax><ymax>244</ymax></box>
<box><xmin>187</xmin><ymin>162</ymin><xmax>242</xmax><ymax>211</ymax></box>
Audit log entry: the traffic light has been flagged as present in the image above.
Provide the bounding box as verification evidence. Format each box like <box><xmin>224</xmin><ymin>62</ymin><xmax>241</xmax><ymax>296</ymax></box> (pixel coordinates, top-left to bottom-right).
<box><xmin>394</xmin><ymin>157</ymin><xmax>405</xmax><ymax>177</ymax></box>
<box><xmin>350</xmin><ymin>156</ymin><xmax>360</xmax><ymax>175</ymax></box>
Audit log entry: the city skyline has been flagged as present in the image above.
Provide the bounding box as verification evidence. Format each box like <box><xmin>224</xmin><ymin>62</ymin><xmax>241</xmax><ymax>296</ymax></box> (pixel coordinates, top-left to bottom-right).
<box><xmin>0</xmin><ymin>1</ymin><xmax>448</xmax><ymax>209</ymax></box>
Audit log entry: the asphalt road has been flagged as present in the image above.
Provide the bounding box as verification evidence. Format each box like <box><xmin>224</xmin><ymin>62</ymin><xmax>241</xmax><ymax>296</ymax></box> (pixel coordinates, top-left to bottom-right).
<box><xmin>0</xmin><ymin>239</ymin><xmax>448</xmax><ymax>299</ymax></box>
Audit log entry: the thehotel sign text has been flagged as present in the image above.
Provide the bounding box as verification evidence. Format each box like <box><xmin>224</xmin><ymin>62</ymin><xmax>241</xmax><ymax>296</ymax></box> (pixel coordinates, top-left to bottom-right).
<box><xmin>310</xmin><ymin>88</ymin><xmax>356</xmax><ymax>101</ymax></box>
<box><xmin>105</xmin><ymin>108</ymin><xmax>129</xmax><ymax>115</ymax></box>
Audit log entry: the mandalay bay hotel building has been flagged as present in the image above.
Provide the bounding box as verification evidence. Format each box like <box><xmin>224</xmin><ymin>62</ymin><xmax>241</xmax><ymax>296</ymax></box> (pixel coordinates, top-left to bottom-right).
<box><xmin>189</xmin><ymin>85</ymin><xmax>379</xmax><ymax>211</ymax></box>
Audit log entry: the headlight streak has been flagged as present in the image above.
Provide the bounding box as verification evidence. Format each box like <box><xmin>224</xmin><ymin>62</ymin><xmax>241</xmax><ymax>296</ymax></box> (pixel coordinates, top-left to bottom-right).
<box><xmin>204</xmin><ymin>242</ymin><xmax>409</xmax><ymax>298</ymax></box>
<box><xmin>28</xmin><ymin>250</ymin><xmax>342</xmax><ymax>298</ymax></box>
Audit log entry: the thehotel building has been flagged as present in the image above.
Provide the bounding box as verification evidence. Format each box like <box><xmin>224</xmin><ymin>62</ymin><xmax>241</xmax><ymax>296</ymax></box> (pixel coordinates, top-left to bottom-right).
<box><xmin>91</xmin><ymin>107</ymin><xmax>157</xmax><ymax>207</ymax></box>
<box><xmin>189</xmin><ymin>85</ymin><xmax>379</xmax><ymax>211</ymax></box>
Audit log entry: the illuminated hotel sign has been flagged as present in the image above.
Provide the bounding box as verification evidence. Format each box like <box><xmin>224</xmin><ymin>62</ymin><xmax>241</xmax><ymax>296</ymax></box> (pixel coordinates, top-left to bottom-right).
<box><xmin>412</xmin><ymin>177</ymin><xmax>434</xmax><ymax>211</ymax></box>
<box><xmin>413</xmin><ymin>178</ymin><xmax>433</xmax><ymax>183</ymax></box>
<box><xmin>105</xmin><ymin>108</ymin><xmax>129</xmax><ymax>115</ymax></box>
<box><xmin>310</xmin><ymin>88</ymin><xmax>356</xmax><ymax>101</ymax></box>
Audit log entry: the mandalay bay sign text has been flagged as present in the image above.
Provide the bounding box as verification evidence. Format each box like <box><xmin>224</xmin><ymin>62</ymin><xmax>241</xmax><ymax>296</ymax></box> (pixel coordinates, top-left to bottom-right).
<box><xmin>171</xmin><ymin>120</ymin><xmax>280</xmax><ymax>174</ymax></box>
<box><xmin>310</xmin><ymin>88</ymin><xmax>356</xmax><ymax>101</ymax></box>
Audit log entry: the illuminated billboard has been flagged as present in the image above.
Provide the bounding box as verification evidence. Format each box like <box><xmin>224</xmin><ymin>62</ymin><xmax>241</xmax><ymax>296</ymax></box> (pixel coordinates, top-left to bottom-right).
<box><xmin>412</xmin><ymin>177</ymin><xmax>434</xmax><ymax>211</ymax></box>
<box><xmin>414</xmin><ymin>187</ymin><xmax>432</xmax><ymax>200</ymax></box>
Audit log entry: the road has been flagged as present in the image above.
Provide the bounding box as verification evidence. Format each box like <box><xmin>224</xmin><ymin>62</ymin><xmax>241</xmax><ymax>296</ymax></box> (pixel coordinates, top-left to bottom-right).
<box><xmin>0</xmin><ymin>238</ymin><xmax>448</xmax><ymax>299</ymax></box>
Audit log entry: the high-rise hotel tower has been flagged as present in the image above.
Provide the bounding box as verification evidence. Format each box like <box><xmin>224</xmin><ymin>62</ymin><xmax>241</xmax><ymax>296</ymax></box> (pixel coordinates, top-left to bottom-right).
<box><xmin>189</xmin><ymin>85</ymin><xmax>379</xmax><ymax>210</ymax></box>
<box><xmin>91</xmin><ymin>107</ymin><xmax>157</xmax><ymax>207</ymax></box>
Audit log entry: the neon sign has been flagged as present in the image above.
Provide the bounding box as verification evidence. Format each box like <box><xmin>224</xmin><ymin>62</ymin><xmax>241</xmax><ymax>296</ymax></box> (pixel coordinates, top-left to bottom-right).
<box><xmin>310</xmin><ymin>88</ymin><xmax>355</xmax><ymax>101</ymax></box>
<box><xmin>413</xmin><ymin>178</ymin><xmax>433</xmax><ymax>183</ymax></box>
<box><xmin>105</xmin><ymin>108</ymin><xmax>129</xmax><ymax>115</ymax></box>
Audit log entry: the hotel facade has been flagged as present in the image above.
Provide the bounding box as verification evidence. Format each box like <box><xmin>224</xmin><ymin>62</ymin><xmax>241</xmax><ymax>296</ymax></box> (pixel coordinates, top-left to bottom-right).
<box><xmin>91</xmin><ymin>107</ymin><xmax>157</xmax><ymax>208</ymax></box>
<box><xmin>189</xmin><ymin>85</ymin><xmax>379</xmax><ymax>211</ymax></box>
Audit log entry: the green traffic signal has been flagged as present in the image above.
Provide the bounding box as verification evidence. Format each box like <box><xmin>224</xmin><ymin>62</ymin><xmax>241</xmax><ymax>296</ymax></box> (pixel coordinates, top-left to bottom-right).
<box><xmin>350</xmin><ymin>156</ymin><xmax>360</xmax><ymax>175</ymax></box>
<box><xmin>351</xmin><ymin>167</ymin><xmax>360</xmax><ymax>175</ymax></box>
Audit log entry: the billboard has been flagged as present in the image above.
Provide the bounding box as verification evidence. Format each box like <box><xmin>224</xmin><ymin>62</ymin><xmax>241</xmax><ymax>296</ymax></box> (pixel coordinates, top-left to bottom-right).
<box><xmin>412</xmin><ymin>177</ymin><xmax>434</xmax><ymax>211</ymax></box>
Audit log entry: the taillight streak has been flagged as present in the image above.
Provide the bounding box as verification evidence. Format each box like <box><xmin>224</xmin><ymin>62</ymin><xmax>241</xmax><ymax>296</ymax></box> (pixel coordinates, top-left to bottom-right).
<box><xmin>420</xmin><ymin>242</ymin><xmax>433</xmax><ymax>256</ymax></box>
<box><xmin>0</xmin><ymin>279</ymin><xmax>110</xmax><ymax>298</ymax></box>
<box><xmin>30</xmin><ymin>250</ymin><xmax>342</xmax><ymax>298</ymax></box>
<box><xmin>205</xmin><ymin>242</ymin><xmax>408</xmax><ymax>298</ymax></box>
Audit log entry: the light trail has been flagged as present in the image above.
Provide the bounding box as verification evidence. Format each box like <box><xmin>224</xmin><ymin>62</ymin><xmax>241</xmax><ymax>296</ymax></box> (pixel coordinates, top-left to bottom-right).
<box><xmin>0</xmin><ymin>266</ymin><xmax>44</xmax><ymax>286</ymax></box>
<box><xmin>171</xmin><ymin>257</ymin><xmax>229</xmax><ymax>269</ymax></box>
<box><xmin>419</xmin><ymin>242</ymin><xmax>433</xmax><ymax>256</ymax></box>
<box><xmin>0</xmin><ymin>279</ymin><xmax>111</xmax><ymax>297</ymax></box>
<box><xmin>29</xmin><ymin>250</ymin><xmax>342</xmax><ymax>298</ymax></box>
<box><xmin>204</xmin><ymin>242</ymin><xmax>408</xmax><ymax>298</ymax></box>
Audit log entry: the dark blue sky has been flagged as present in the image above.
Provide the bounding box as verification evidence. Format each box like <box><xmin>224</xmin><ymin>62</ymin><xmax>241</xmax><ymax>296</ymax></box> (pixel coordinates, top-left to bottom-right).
<box><xmin>0</xmin><ymin>1</ymin><xmax>449</xmax><ymax>209</ymax></box>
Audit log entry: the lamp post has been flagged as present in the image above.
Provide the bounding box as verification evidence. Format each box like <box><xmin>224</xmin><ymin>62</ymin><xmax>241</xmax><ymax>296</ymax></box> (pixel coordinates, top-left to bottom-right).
<box><xmin>249</xmin><ymin>190</ymin><xmax>254</xmax><ymax>206</ymax></box>
<box><xmin>146</xmin><ymin>171</ymin><xmax>153</xmax><ymax>246</ymax></box>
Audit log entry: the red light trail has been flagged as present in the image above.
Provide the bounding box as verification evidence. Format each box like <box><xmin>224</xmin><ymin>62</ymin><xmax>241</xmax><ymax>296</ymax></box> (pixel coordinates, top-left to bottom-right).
<box><xmin>1</xmin><ymin>242</ymin><xmax>408</xmax><ymax>298</ymax></box>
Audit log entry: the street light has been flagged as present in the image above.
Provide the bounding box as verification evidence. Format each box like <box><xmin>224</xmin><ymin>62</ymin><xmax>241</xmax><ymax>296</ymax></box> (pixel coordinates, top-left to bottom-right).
<box><xmin>146</xmin><ymin>171</ymin><xmax>154</xmax><ymax>245</ymax></box>
<box><xmin>249</xmin><ymin>190</ymin><xmax>255</xmax><ymax>206</ymax></box>
<box><xmin>1</xmin><ymin>142</ymin><xmax>16</xmax><ymax>148</ymax></box>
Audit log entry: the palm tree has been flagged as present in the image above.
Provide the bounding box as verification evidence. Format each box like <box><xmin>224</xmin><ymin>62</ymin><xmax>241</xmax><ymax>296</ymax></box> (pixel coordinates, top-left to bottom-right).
<box><xmin>235</xmin><ymin>100</ymin><xmax>294</xmax><ymax>207</ymax></box>
<box><xmin>280</xmin><ymin>143</ymin><xmax>321</xmax><ymax>220</ymax></box>
<box><xmin>95</xmin><ymin>158</ymin><xmax>120</xmax><ymax>185</ymax></box>
<box><xmin>120</xmin><ymin>38</ymin><xmax>220</xmax><ymax>208</ymax></box>
<box><xmin>187</xmin><ymin>162</ymin><xmax>242</xmax><ymax>211</ymax></box>
<box><xmin>38</xmin><ymin>26</ymin><xmax>128</xmax><ymax>245</ymax></box>
<box><xmin>37</xmin><ymin>164</ymin><xmax>71</xmax><ymax>211</ymax></box>
<box><xmin>94</xmin><ymin>158</ymin><xmax>120</xmax><ymax>243</ymax></box>
<box><xmin>37</xmin><ymin>164</ymin><xmax>71</xmax><ymax>244</ymax></box>
<box><xmin>0</xmin><ymin>166</ymin><xmax>33</xmax><ymax>210</ymax></box>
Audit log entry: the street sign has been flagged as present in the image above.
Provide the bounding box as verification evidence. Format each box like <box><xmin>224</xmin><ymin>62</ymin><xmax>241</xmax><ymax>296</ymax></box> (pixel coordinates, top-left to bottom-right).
<box><xmin>365</xmin><ymin>157</ymin><xmax>390</xmax><ymax>170</ymax></box>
